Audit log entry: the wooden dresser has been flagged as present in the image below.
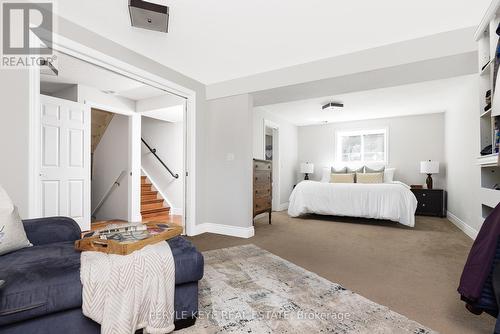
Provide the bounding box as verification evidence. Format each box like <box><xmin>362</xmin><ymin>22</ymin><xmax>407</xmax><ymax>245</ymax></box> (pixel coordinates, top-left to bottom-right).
<box><xmin>253</xmin><ymin>159</ymin><xmax>272</xmax><ymax>224</ymax></box>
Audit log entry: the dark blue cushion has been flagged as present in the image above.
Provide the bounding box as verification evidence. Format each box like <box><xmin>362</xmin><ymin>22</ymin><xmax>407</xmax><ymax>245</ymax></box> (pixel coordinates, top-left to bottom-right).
<box><xmin>22</xmin><ymin>217</ymin><xmax>81</xmax><ymax>246</ymax></box>
<box><xmin>0</xmin><ymin>236</ymin><xmax>203</xmax><ymax>326</ymax></box>
<box><xmin>0</xmin><ymin>241</ymin><xmax>81</xmax><ymax>326</ymax></box>
<box><xmin>168</xmin><ymin>237</ymin><xmax>204</xmax><ymax>285</ymax></box>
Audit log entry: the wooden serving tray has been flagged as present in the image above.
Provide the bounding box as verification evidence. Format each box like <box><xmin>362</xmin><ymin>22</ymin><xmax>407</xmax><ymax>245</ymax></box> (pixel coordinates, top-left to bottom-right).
<box><xmin>75</xmin><ymin>223</ymin><xmax>183</xmax><ymax>255</ymax></box>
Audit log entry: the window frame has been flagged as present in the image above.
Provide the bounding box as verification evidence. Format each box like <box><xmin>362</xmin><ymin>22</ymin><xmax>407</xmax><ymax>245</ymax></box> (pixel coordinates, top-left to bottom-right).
<box><xmin>335</xmin><ymin>128</ymin><xmax>388</xmax><ymax>164</ymax></box>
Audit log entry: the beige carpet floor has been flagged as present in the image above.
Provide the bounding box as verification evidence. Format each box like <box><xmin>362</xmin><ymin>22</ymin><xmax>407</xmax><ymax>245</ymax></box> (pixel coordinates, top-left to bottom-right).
<box><xmin>189</xmin><ymin>212</ymin><xmax>494</xmax><ymax>334</ymax></box>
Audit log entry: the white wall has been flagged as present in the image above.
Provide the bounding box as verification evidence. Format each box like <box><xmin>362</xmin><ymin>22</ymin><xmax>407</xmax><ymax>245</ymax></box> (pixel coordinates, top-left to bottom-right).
<box><xmin>297</xmin><ymin>113</ymin><xmax>446</xmax><ymax>188</ymax></box>
<box><xmin>141</xmin><ymin>117</ymin><xmax>184</xmax><ymax>214</ymax></box>
<box><xmin>92</xmin><ymin>114</ymin><xmax>129</xmax><ymax>220</ymax></box>
<box><xmin>0</xmin><ymin>70</ymin><xmax>31</xmax><ymax>218</ymax></box>
<box><xmin>203</xmin><ymin>94</ymin><xmax>254</xmax><ymax>232</ymax></box>
<box><xmin>444</xmin><ymin>75</ymin><xmax>481</xmax><ymax>233</ymax></box>
<box><xmin>253</xmin><ymin>107</ymin><xmax>298</xmax><ymax>209</ymax></box>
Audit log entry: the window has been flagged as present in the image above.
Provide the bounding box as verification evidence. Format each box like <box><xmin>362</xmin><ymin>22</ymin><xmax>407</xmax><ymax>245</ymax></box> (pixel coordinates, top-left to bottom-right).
<box><xmin>336</xmin><ymin>129</ymin><xmax>387</xmax><ymax>164</ymax></box>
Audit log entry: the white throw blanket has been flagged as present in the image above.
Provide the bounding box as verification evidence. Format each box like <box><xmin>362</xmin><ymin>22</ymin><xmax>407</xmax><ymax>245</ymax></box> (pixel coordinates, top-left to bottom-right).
<box><xmin>80</xmin><ymin>242</ymin><xmax>175</xmax><ymax>334</ymax></box>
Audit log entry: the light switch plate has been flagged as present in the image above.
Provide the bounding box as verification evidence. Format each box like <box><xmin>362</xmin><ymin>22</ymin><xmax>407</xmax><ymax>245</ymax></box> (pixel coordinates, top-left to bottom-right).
<box><xmin>226</xmin><ymin>153</ymin><xmax>235</xmax><ymax>161</ymax></box>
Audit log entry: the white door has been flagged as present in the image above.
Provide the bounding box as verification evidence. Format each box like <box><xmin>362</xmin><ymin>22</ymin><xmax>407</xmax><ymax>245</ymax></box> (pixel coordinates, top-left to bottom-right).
<box><xmin>37</xmin><ymin>95</ymin><xmax>91</xmax><ymax>230</ymax></box>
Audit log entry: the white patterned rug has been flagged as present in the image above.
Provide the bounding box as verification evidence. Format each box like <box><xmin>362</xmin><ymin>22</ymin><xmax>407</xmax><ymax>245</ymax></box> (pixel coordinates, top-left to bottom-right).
<box><xmin>179</xmin><ymin>244</ymin><xmax>437</xmax><ymax>333</ymax></box>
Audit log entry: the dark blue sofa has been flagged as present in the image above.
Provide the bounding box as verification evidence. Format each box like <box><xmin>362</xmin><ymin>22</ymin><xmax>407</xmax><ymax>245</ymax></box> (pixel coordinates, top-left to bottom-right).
<box><xmin>0</xmin><ymin>217</ymin><xmax>204</xmax><ymax>333</ymax></box>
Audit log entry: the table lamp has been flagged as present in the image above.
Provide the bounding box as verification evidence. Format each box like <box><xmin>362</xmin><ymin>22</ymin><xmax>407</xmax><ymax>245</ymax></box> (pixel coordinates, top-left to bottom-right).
<box><xmin>300</xmin><ymin>162</ymin><xmax>314</xmax><ymax>180</ymax></box>
<box><xmin>420</xmin><ymin>160</ymin><xmax>439</xmax><ymax>189</ymax></box>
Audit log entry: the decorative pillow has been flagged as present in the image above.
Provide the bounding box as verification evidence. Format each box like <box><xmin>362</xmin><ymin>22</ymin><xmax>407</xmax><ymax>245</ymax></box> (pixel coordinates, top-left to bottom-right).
<box><xmin>0</xmin><ymin>186</ymin><xmax>32</xmax><ymax>256</ymax></box>
<box><xmin>365</xmin><ymin>166</ymin><xmax>385</xmax><ymax>173</ymax></box>
<box><xmin>330</xmin><ymin>173</ymin><xmax>355</xmax><ymax>183</ymax></box>
<box><xmin>331</xmin><ymin>167</ymin><xmax>347</xmax><ymax>174</ymax></box>
<box><xmin>347</xmin><ymin>166</ymin><xmax>364</xmax><ymax>174</ymax></box>
<box><xmin>384</xmin><ymin>168</ymin><xmax>396</xmax><ymax>183</ymax></box>
<box><xmin>320</xmin><ymin>167</ymin><xmax>331</xmax><ymax>183</ymax></box>
<box><xmin>356</xmin><ymin>172</ymin><xmax>384</xmax><ymax>184</ymax></box>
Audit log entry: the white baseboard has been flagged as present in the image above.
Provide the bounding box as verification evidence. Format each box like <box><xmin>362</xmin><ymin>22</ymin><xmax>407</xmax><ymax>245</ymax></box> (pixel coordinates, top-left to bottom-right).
<box><xmin>447</xmin><ymin>211</ymin><xmax>479</xmax><ymax>240</ymax></box>
<box><xmin>191</xmin><ymin>223</ymin><xmax>255</xmax><ymax>238</ymax></box>
<box><xmin>277</xmin><ymin>202</ymin><xmax>289</xmax><ymax>211</ymax></box>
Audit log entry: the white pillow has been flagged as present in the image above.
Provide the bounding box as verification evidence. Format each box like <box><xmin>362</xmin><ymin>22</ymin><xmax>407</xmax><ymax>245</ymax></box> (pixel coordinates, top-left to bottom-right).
<box><xmin>0</xmin><ymin>185</ymin><xmax>32</xmax><ymax>255</ymax></box>
<box><xmin>320</xmin><ymin>167</ymin><xmax>331</xmax><ymax>183</ymax></box>
<box><xmin>384</xmin><ymin>168</ymin><xmax>396</xmax><ymax>183</ymax></box>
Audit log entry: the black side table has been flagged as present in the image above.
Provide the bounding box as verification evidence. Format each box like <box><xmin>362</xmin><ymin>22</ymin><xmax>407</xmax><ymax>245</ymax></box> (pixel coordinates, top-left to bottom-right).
<box><xmin>411</xmin><ymin>189</ymin><xmax>447</xmax><ymax>218</ymax></box>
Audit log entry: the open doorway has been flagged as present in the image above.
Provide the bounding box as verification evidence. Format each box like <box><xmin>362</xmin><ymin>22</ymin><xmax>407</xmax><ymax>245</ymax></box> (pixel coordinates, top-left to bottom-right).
<box><xmin>90</xmin><ymin>109</ymin><xmax>130</xmax><ymax>222</ymax></box>
<box><xmin>264</xmin><ymin>120</ymin><xmax>280</xmax><ymax>211</ymax></box>
<box><xmin>37</xmin><ymin>51</ymin><xmax>188</xmax><ymax>232</ymax></box>
<box><xmin>140</xmin><ymin>97</ymin><xmax>186</xmax><ymax>228</ymax></box>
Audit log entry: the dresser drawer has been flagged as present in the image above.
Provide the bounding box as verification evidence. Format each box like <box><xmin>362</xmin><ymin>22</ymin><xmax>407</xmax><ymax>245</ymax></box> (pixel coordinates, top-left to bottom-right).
<box><xmin>414</xmin><ymin>191</ymin><xmax>441</xmax><ymax>203</ymax></box>
<box><xmin>254</xmin><ymin>170</ymin><xmax>271</xmax><ymax>184</ymax></box>
<box><xmin>254</xmin><ymin>160</ymin><xmax>272</xmax><ymax>171</ymax></box>
<box><xmin>254</xmin><ymin>187</ymin><xmax>271</xmax><ymax>199</ymax></box>
<box><xmin>254</xmin><ymin>197</ymin><xmax>271</xmax><ymax>211</ymax></box>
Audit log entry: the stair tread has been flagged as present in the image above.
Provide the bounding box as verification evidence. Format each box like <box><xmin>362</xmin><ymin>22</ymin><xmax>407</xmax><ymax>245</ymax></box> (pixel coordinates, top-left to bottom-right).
<box><xmin>141</xmin><ymin>190</ymin><xmax>158</xmax><ymax>195</ymax></box>
<box><xmin>141</xmin><ymin>198</ymin><xmax>164</xmax><ymax>205</ymax></box>
<box><xmin>141</xmin><ymin>207</ymin><xmax>170</xmax><ymax>215</ymax></box>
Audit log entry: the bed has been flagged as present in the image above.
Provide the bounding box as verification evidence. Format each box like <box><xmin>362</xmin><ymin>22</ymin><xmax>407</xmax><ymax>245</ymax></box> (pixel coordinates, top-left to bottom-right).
<box><xmin>288</xmin><ymin>181</ymin><xmax>418</xmax><ymax>227</ymax></box>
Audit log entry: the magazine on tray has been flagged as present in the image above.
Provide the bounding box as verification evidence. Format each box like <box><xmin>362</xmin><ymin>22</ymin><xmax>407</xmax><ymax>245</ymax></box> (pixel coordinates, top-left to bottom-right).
<box><xmin>98</xmin><ymin>223</ymin><xmax>176</xmax><ymax>243</ymax></box>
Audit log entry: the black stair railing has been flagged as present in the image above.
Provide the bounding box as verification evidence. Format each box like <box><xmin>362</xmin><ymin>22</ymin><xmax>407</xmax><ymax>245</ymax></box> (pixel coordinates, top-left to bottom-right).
<box><xmin>141</xmin><ymin>138</ymin><xmax>179</xmax><ymax>179</ymax></box>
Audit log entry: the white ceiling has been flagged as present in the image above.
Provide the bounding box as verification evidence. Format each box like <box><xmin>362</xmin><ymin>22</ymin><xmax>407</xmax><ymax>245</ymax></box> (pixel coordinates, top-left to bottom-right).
<box><xmin>40</xmin><ymin>52</ymin><xmax>185</xmax><ymax>122</ymax></box>
<box><xmin>258</xmin><ymin>76</ymin><xmax>470</xmax><ymax>126</ymax></box>
<box><xmin>141</xmin><ymin>105</ymin><xmax>184</xmax><ymax>123</ymax></box>
<box><xmin>55</xmin><ymin>0</ymin><xmax>490</xmax><ymax>84</ymax></box>
<box><xmin>41</xmin><ymin>51</ymin><xmax>186</xmax><ymax>104</ymax></box>
<box><xmin>40</xmin><ymin>52</ymin><xmax>169</xmax><ymax>100</ymax></box>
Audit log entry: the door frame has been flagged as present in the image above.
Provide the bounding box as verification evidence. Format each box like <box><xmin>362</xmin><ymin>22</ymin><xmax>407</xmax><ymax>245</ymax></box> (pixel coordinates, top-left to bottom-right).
<box><xmin>29</xmin><ymin>32</ymin><xmax>197</xmax><ymax>235</ymax></box>
<box><xmin>263</xmin><ymin>119</ymin><xmax>280</xmax><ymax>211</ymax></box>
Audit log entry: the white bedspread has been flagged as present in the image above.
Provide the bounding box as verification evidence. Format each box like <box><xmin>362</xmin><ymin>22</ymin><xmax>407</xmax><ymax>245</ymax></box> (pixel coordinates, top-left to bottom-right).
<box><xmin>288</xmin><ymin>181</ymin><xmax>418</xmax><ymax>227</ymax></box>
<box><xmin>81</xmin><ymin>242</ymin><xmax>175</xmax><ymax>334</ymax></box>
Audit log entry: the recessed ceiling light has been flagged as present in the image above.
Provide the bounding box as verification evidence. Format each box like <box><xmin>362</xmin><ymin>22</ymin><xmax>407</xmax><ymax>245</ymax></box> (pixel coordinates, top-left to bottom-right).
<box><xmin>322</xmin><ymin>102</ymin><xmax>344</xmax><ymax>111</ymax></box>
<box><xmin>102</xmin><ymin>90</ymin><xmax>116</xmax><ymax>95</ymax></box>
<box><xmin>129</xmin><ymin>0</ymin><xmax>169</xmax><ymax>33</ymax></box>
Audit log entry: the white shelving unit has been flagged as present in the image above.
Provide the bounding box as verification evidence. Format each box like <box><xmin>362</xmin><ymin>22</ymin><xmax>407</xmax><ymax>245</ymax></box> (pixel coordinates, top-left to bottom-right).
<box><xmin>476</xmin><ymin>0</ymin><xmax>500</xmax><ymax>219</ymax></box>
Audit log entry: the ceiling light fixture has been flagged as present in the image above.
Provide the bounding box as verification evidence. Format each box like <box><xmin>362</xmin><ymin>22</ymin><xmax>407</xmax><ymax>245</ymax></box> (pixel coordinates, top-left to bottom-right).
<box><xmin>129</xmin><ymin>0</ymin><xmax>169</xmax><ymax>33</ymax></box>
<box><xmin>322</xmin><ymin>102</ymin><xmax>344</xmax><ymax>111</ymax></box>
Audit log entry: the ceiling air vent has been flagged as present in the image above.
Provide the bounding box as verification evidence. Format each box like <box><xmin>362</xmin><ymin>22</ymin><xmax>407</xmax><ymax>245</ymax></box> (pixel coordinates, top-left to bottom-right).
<box><xmin>129</xmin><ymin>0</ymin><xmax>169</xmax><ymax>33</ymax></box>
<box><xmin>322</xmin><ymin>102</ymin><xmax>344</xmax><ymax>111</ymax></box>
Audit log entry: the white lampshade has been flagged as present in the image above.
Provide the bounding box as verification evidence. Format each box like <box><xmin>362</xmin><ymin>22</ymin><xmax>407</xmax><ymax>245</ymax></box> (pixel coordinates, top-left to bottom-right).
<box><xmin>300</xmin><ymin>162</ymin><xmax>314</xmax><ymax>174</ymax></box>
<box><xmin>420</xmin><ymin>160</ymin><xmax>439</xmax><ymax>174</ymax></box>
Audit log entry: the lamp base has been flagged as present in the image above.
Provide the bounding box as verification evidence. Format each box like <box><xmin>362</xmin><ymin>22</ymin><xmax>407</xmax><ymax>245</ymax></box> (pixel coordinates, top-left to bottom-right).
<box><xmin>426</xmin><ymin>174</ymin><xmax>433</xmax><ymax>189</ymax></box>
<box><xmin>304</xmin><ymin>173</ymin><xmax>309</xmax><ymax>180</ymax></box>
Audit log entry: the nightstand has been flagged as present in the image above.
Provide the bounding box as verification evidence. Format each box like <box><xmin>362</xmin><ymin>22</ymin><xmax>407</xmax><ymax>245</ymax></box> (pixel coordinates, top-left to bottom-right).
<box><xmin>410</xmin><ymin>189</ymin><xmax>447</xmax><ymax>218</ymax></box>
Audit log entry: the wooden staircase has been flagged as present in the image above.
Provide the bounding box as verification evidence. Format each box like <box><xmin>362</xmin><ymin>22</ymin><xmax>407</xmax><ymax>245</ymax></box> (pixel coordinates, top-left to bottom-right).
<box><xmin>141</xmin><ymin>176</ymin><xmax>171</xmax><ymax>222</ymax></box>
